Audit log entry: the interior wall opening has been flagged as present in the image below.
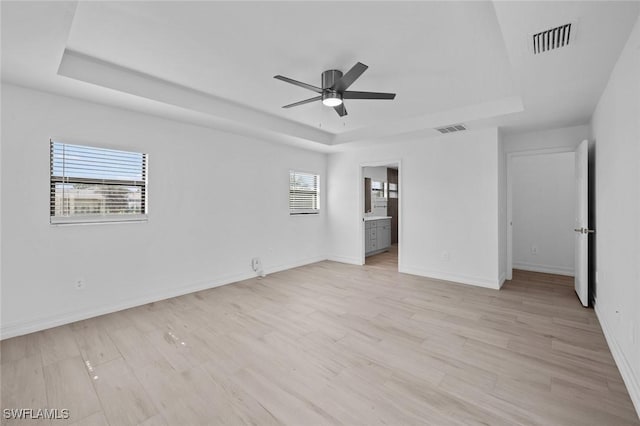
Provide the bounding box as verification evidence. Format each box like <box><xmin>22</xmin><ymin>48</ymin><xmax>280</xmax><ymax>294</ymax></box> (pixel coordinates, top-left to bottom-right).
<box><xmin>507</xmin><ymin>150</ymin><xmax>577</xmax><ymax>285</ymax></box>
<box><xmin>361</xmin><ymin>162</ymin><xmax>400</xmax><ymax>270</ymax></box>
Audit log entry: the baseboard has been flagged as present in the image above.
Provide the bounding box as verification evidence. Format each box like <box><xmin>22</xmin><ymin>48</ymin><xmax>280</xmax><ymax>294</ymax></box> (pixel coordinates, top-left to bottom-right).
<box><xmin>499</xmin><ymin>272</ymin><xmax>507</xmax><ymax>288</ymax></box>
<box><xmin>512</xmin><ymin>261</ymin><xmax>574</xmax><ymax>277</ymax></box>
<box><xmin>264</xmin><ymin>255</ymin><xmax>328</xmax><ymax>275</ymax></box>
<box><xmin>365</xmin><ymin>248</ymin><xmax>388</xmax><ymax>257</ymax></box>
<box><xmin>0</xmin><ymin>256</ymin><xmax>326</xmax><ymax>340</ymax></box>
<box><xmin>399</xmin><ymin>265</ymin><xmax>501</xmax><ymax>290</ymax></box>
<box><xmin>326</xmin><ymin>255</ymin><xmax>362</xmax><ymax>266</ymax></box>
<box><xmin>595</xmin><ymin>302</ymin><xmax>640</xmax><ymax>418</ymax></box>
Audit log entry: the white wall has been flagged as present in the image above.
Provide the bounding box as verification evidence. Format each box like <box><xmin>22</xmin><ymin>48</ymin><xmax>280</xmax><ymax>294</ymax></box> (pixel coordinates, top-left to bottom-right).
<box><xmin>328</xmin><ymin>128</ymin><xmax>501</xmax><ymax>289</ymax></box>
<box><xmin>363</xmin><ymin>166</ymin><xmax>387</xmax><ymax>183</ymax></box>
<box><xmin>363</xmin><ymin>166</ymin><xmax>388</xmax><ymax>216</ymax></box>
<box><xmin>511</xmin><ymin>152</ymin><xmax>575</xmax><ymax>276</ymax></box>
<box><xmin>0</xmin><ymin>84</ymin><xmax>327</xmax><ymax>338</ymax></box>
<box><xmin>591</xmin><ymin>15</ymin><xmax>640</xmax><ymax>415</ymax></box>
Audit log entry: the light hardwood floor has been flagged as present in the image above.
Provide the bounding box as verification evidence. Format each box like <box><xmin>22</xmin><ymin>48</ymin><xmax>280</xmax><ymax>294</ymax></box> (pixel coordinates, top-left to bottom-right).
<box><xmin>365</xmin><ymin>244</ymin><xmax>398</xmax><ymax>270</ymax></box>
<box><xmin>1</xmin><ymin>263</ymin><xmax>638</xmax><ymax>425</ymax></box>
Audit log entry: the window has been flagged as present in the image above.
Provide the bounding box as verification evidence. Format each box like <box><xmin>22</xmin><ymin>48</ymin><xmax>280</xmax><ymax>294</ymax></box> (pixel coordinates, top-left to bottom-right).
<box><xmin>371</xmin><ymin>180</ymin><xmax>388</xmax><ymax>199</ymax></box>
<box><xmin>50</xmin><ymin>140</ymin><xmax>148</xmax><ymax>224</ymax></box>
<box><xmin>289</xmin><ymin>170</ymin><xmax>320</xmax><ymax>215</ymax></box>
<box><xmin>388</xmin><ymin>182</ymin><xmax>398</xmax><ymax>199</ymax></box>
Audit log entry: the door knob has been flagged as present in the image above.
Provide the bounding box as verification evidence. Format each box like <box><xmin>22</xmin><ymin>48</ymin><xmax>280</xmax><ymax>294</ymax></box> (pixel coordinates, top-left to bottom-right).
<box><xmin>574</xmin><ymin>227</ymin><xmax>595</xmax><ymax>234</ymax></box>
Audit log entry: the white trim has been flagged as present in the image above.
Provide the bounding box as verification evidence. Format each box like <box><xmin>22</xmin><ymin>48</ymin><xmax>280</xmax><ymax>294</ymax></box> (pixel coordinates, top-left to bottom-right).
<box><xmin>327</xmin><ymin>255</ymin><xmax>363</xmax><ymax>266</ymax></box>
<box><xmin>512</xmin><ymin>262</ymin><xmax>575</xmax><ymax>277</ymax></box>
<box><xmin>399</xmin><ymin>265</ymin><xmax>501</xmax><ymax>290</ymax></box>
<box><xmin>595</xmin><ymin>302</ymin><xmax>640</xmax><ymax>418</ymax></box>
<box><xmin>0</xmin><ymin>256</ymin><xmax>326</xmax><ymax>340</ymax></box>
<box><xmin>263</xmin><ymin>256</ymin><xmax>327</xmax><ymax>275</ymax></box>
<box><xmin>507</xmin><ymin>146</ymin><xmax>578</xmax><ymax>157</ymax></box>
<box><xmin>506</xmin><ymin>152</ymin><xmax>513</xmax><ymax>280</ymax></box>
<box><xmin>499</xmin><ymin>272</ymin><xmax>507</xmax><ymax>288</ymax></box>
<box><xmin>51</xmin><ymin>214</ymin><xmax>148</xmax><ymax>225</ymax></box>
<box><xmin>365</xmin><ymin>248</ymin><xmax>388</xmax><ymax>257</ymax></box>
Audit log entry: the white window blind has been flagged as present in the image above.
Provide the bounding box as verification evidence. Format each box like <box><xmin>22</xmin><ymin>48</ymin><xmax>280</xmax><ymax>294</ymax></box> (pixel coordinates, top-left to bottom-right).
<box><xmin>289</xmin><ymin>170</ymin><xmax>320</xmax><ymax>215</ymax></box>
<box><xmin>50</xmin><ymin>140</ymin><xmax>148</xmax><ymax>224</ymax></box>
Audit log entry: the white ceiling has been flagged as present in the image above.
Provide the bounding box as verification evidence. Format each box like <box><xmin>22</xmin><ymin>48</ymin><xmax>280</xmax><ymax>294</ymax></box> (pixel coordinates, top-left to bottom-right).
<box><xmin>489</xmin><ymin>0</ymin><xmax>640</xmax><ymax>133</ymax></box>
<box><xmin>2</xmin><ymin>1</ymin><xmax>638</xmax><ymax>151</ymax></box>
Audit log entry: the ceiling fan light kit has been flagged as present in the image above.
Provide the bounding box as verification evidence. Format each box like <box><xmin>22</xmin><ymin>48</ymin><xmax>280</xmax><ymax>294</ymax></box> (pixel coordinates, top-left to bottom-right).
<box><xmin>275</xmin><ymin>62</ymin><xmax>396</xmax><ymax>117</ymax></box>
<box><xmin>322</xmin><ymin>91</ymin><xmax>343</xmax><ymax>107</ymax></box>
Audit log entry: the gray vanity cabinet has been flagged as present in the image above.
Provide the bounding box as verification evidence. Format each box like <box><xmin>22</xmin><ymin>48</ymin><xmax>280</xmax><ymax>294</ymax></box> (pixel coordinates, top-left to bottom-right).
<box><xmin>365</xmin><ymin>218</ymin><xmax>391</xmax><ymax>256</ymax></box>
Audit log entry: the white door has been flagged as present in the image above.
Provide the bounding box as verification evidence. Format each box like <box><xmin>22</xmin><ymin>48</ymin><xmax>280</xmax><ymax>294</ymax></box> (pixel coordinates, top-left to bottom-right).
<box><xmin>574</xmin><ymin>140</ymin><xmax>590</xmax><ymax>307</ymax></box>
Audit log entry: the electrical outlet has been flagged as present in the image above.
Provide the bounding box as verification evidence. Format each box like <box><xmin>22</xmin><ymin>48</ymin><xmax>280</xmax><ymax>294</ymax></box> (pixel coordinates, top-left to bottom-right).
<box><xmin>442</xmin><ymin>251</ymin><xmax>450</xmax><ymax>262</ymax></box>
<box><xmin>251</xmin><ymin>257</ymin><xmax>262</xmax><ymax>271</ymax></box>
<box><xmin>531</xmin><ymin>245</ymin><xmax>538</xmax><ymax>255</ymax></box>
<box><xmin>75</xmin><ymin>278</ymin><xmax>85</xmax><ymax>290</ymax></box>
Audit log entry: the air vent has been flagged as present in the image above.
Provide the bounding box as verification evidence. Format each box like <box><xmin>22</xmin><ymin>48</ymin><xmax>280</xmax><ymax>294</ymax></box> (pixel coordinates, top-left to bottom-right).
<box><xmin>533</xmin><ymin>23</ymin><xmax>571</xmax><ymax>54</ymax></box>
<box><xmin>436</xmin><ymin>124</ymin><xmax>467</xmax><ymax>134</ymax></box>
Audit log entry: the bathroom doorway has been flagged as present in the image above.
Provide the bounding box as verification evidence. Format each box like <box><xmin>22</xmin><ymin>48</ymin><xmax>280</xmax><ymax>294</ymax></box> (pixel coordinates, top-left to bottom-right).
<box><xmin>360</xmin><ymin>161</ymin><xmax>401</xmax><ymax>270</ymax></box>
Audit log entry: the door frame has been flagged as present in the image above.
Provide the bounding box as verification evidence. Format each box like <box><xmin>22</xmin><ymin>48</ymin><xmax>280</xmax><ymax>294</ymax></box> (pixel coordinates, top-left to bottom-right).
<box><xmin>506</xmin><ymin>147</ymin><xmax>576</xmax><ymax>280</ymax></box>
<box><xmin>358</xmin><ymin>159</ymin><xmax>402</xmax><ymax>268</ymax></box>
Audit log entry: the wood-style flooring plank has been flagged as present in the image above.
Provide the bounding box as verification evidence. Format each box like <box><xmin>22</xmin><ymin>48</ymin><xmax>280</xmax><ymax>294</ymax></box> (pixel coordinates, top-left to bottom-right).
<box><xmin>90</xmin><ymin>358</ymin><xmax>157</xmax><ymax>426</ymax></box>
<box><xmin>42</xmin><ymin>356</ymin><xmax>102</xmax><ymax>425</ymax></box>
<box><xmin>1</xmin><ymin>354</ymin><xmax>49</xmax><ymax>426</ymax></box>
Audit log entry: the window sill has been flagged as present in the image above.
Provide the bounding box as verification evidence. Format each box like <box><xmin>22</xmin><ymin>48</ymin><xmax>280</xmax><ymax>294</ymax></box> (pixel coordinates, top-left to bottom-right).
<box><xmin>50</xmin><ymin>214</ymin><xmax>148</xmax><ymax>226</ymax></box>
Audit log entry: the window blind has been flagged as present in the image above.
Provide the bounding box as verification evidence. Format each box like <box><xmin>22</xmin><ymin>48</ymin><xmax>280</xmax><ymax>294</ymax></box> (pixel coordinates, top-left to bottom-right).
<box><xmin>50</xmin><ymin>140</ymin><xmax>148</xmax><ymax>224</ymax></box>
<box><xmin>289</xmin><ymin>170</ymin><xmax>320</xmax><ymax>215</ymax></box>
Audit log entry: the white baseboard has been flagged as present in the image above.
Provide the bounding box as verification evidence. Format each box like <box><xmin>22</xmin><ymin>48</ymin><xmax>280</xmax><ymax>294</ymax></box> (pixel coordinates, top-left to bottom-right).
<box><xmin>399</xmin><ymin>265</ymin><xmax>501</xmax><ymax>290</ymax></box>
<box><xmin>264</xmin><ymin>255</ymin><xmax>327</xmax><ymax>275</ymax></box>
<box><xmin>595</xmin><ymin>302</ymin><xmax>640</xmax><ymax>419</ymax></box>
<box><xmin>0</xmin><ymin>256</ymin><xmax>326</xmax><ymax>340</ymax></box>
<box><xmin>512</xmin><ymin>261</ymin><xmax>574</xmax><ymax>277</ymax></box>
<box><xmin>326</xmin><ymin>255</ymin><xmax>362</xmax><ymax>266</ymax></box>
<box><xmin>499</xmin><ymin>272</ymin><xmax>507</xmax><ymax>288</ymax></box>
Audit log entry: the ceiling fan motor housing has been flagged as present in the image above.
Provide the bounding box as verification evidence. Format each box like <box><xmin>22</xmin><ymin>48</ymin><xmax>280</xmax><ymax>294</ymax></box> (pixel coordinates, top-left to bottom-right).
<box><xmin>321</xmin><ymin>69</ymin><xmax>343</xmax><ymax>89</ymax></box>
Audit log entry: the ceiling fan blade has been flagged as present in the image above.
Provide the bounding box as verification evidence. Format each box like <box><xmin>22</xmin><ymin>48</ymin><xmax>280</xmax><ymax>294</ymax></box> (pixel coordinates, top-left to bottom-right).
<box><xmin>343</xmin><ymin>91</ymin><xmax>396</xmax><ymax>100</ymax></box>
<box><xmin>274</xmin><ymin>75</ymin><xmax>322</xmax><ymax>93</ymax></box>
<box><xmin>333</xmin><ymin>103</ymin><xmax>347</xmax><ymax>117</ymax></box>
<box><xmin>332</xmin><ymin>62</ymin><xmax>368</xmax><ymax>92</ymax></box>
<box><xmin>282</xmin><ymin>96</ymin><xmax>322</xmax><ymax>108</ymax></box>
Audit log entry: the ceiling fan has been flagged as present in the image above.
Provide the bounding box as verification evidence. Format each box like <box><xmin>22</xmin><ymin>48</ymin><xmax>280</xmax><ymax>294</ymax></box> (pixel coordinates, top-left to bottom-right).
<box><xmin>274</xmin><ymin>62</ymin><xmax>396</xmax><ymax>117</ymax></box>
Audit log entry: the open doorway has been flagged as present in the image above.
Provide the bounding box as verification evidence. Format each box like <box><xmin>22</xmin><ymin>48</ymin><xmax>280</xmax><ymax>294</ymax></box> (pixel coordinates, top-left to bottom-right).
<box><xmin>506</xmin><ymin>147</ymin><xmax>591</xmax><ymax>306</ymax></box>
<box><xmin>360</xmin><ymin>161</ymin><xmax>400</xmax><ymax>270</ymax></box>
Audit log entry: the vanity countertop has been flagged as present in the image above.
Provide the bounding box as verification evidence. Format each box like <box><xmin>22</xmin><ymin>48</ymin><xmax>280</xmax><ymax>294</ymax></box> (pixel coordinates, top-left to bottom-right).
<box><xmin>364</xmin><ymin>216</ymin><xmax>392</xmax><ymax>221</ymax></box>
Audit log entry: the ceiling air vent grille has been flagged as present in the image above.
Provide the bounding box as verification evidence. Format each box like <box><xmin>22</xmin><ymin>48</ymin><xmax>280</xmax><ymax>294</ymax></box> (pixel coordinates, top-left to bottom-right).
<box><xmin>533</xmin><ymin>23</ymin><xmax>571</xmax><ymax>54</ymax></box>
<box><xmin>436</xmin><ymin>124</ymin><xmax>467</xmax><ymax>134</ymax></box>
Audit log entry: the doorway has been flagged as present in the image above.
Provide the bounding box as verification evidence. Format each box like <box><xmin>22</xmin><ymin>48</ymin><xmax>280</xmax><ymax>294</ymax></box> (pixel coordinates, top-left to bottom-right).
<box><xmin>506</xmin><ymin>144</ymin><xmax>591</xmax><ymax>306</ymax></box>
<box><xmin>360</xmin><ymin>161</ymin><xmax>401</xmax><ymax>270</ymax></box>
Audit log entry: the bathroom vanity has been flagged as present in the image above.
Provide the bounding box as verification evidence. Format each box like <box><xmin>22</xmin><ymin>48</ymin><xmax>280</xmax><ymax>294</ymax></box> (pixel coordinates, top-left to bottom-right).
<box><xmin>365</xmin><ymin>216</ymin><xmax>392</xmax><ymax>256</ymax></box>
